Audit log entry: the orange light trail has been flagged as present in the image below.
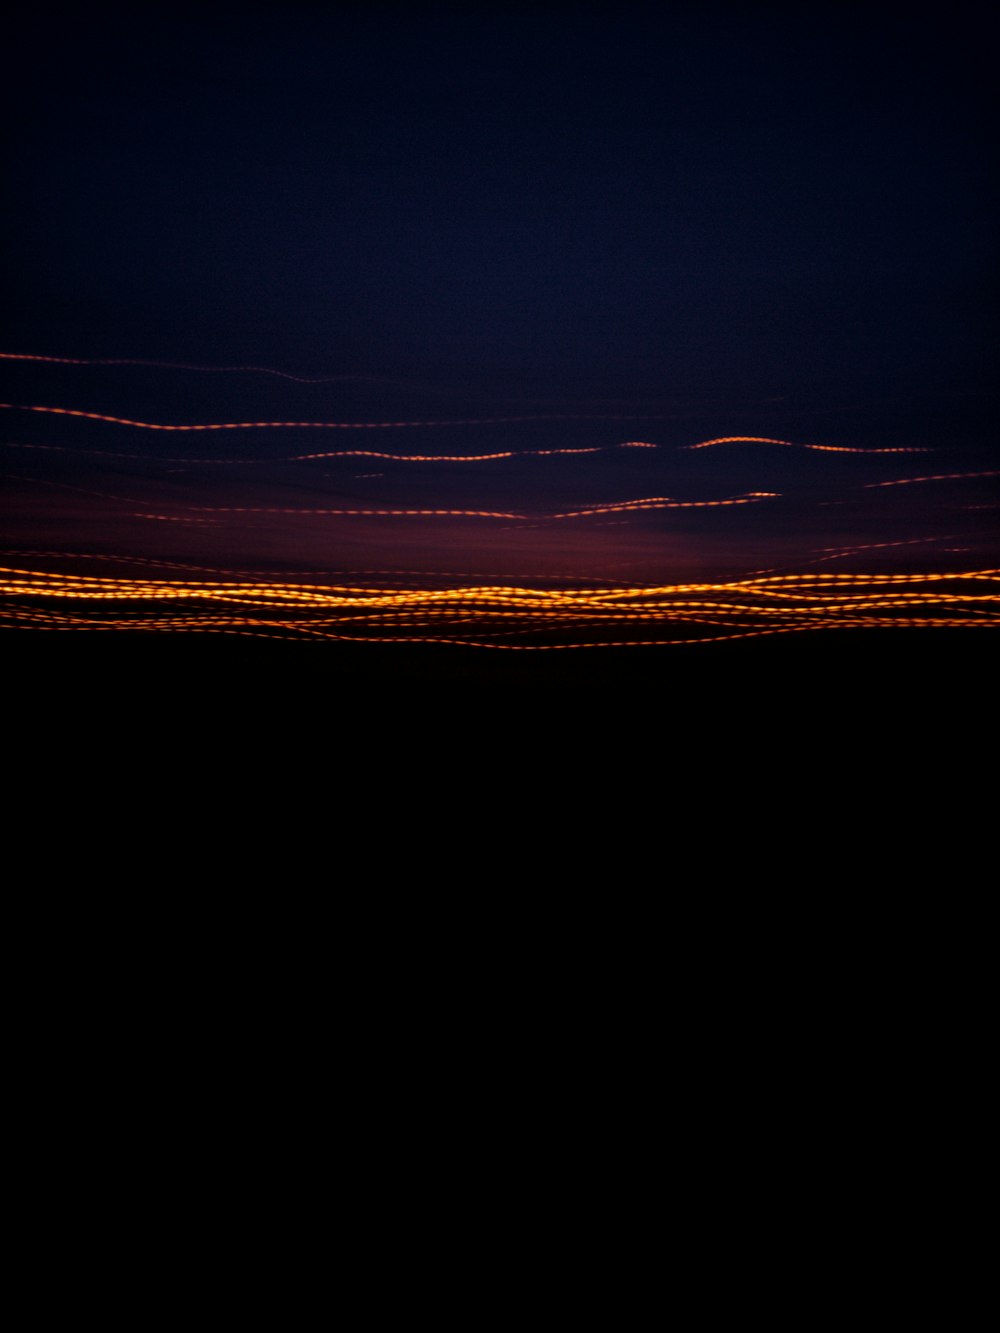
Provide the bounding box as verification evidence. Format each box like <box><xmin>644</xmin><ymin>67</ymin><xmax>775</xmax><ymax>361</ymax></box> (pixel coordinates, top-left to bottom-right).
<box><xmin>3</xmin><ymin>440</ymin><xmax>638</xmax><ymax>464</ymax></box>
<box><xmin>864</xmin><ymin>470</ymin><xmax>1000</xmax><ymax>488</ymax></box>
<box><xmin>4</xmin><ymin>472</ymin><xmax>779</xmax><ymax>521</ymax></box>
<box><xmin>3</xmin><ymin>566</ymin><xmax>996</xmax><ymax>649</ymax></box>
<box><xmin>0</xmin><ymin>402</ymin><xmax>671</xmax><ymax>431</ymax></box>
<box><xmin>289</xmin><ymin>445</ymin><xmax>607</xmax><ymax>462</ymax></box>
<box><xmin>813</xmin><ymin>536</ymin><xmax>956</xmax><ymax>563</ymax></box>
<box><xmin>186</xmin><ymin>491</ymin><xmax>779</xmax><ymax>520</ymax></box>
<box><xmin>4</xmin><ymin>440</ymin><xmax>609</xmax><ymax>464</ymax></box>
<box><xmin>5</xmin><ymin>360</ymin><xmax>993</xmax><ymax>653</ymax></box>
<box><xmin>685</xmin><ymin>435</ymin><xmax>928</xmax><ymax>454</ymax></box>
<box><xmin>0</xmin><ymin>406</ymin><xmax>931</xmax><ymax>459</ymax></box>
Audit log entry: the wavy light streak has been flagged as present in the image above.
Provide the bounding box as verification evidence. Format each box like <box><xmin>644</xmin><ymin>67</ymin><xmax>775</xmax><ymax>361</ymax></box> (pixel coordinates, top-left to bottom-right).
<box><xmin>4</xmin><ymin>566</ymin><xmax>996</xmax><ymax>649</ymax></box>
<box><xmin>864</xmin><ymin>470</ymin><xmax>1000</xmax><ymax>488</ymax></box>
<box><xmin>5</xmin><ymin>352</ymin><xmax>994</xmax><ymax>659</ymax></box>
<box><xmin>186</xmin><ymin>491</ymin><xmax>778</xmax><ymax>521</ymax></box>
<box><xmin>685</xmin><ymin>435</ymin><xmax>928</xmax><ymax>454</ymax></box>
<box><xmin>0</xmin><ymin>402</ymin><xmax>670</xmax><ymax>431</ymax></box>
<box><xmin>0</xmin><ymin>404</ymin><xmax>935</xmax><ymax>455</ymax></box>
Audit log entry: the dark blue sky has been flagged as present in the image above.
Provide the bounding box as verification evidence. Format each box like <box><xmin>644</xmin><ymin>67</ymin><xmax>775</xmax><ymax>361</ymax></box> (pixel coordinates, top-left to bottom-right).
<box><xmin>2</xmin><ymin>0</ymin><xmax>997</xmax><ymax>669</ymax></box>
<box><xmin>3</xmin><ymin>2</ymin><xmax>994</xmax><ymax>407</ymax></box>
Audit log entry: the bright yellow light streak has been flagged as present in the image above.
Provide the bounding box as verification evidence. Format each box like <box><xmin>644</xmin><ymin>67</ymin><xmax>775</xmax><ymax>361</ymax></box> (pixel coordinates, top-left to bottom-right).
<box><xmin>4</xmin><ymin>567</ymin><xmax>997</xmax><ymax>648</ymax></box>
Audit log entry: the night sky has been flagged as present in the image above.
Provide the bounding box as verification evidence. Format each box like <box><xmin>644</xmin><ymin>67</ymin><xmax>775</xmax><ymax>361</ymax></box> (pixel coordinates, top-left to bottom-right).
<box><xmin>2</xmin><ymin>2</ymin><xmax>997</xmax><ymax>667</ymax></box>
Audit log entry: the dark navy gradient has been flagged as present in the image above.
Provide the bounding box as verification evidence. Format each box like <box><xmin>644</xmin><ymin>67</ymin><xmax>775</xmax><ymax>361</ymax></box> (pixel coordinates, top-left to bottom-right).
<box><xmin>2</xmin><ymin>2</ymin><xmax>997</xmax><ymax>683</ymax></box>
<box><xmin>3</xmin><ymin>4</ymin><xmax>994</xmax><ymax>408</ymax></box>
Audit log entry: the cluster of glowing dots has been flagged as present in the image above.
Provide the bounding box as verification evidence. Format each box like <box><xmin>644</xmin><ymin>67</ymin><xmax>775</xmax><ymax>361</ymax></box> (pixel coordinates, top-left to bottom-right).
<box><xmin>3</xmin><ymin>566</ymin><xmax>997</xmax><ymax>649</ymax></box>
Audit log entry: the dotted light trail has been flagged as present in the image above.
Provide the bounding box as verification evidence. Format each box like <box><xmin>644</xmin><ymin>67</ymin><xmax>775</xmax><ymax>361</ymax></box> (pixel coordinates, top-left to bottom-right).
<box><xmin>0</xmin><ymin>402</ymin><xmax>673</xmax><ymax>431</ymax></box>
<box><xmin>3</xmin><ymin>566</ymin><xmax>996</xmax><ymax>649</ymax></box>
<box><xmin>864</xmin><ymin>470</ymin><xmax>1000</xmax><ymax>488</ymax></box>
<box><xmin>5</xmin><ymin>355</ymin><xmax>994</xmax><ymax>655</ymax></box>
<box><xmin>185</xmin><ymin>491</ymin><xmax>779</xmax><ymax>521</ymax></box>
<box><xmin>685</xmin><ymin>435</ymin><xmax>928</xmax><ymax>455</ymax></box>
<box><xmin>0</xmin><ymin>403</ymin><xmax>934</xmax><ymax>452</ymax></box>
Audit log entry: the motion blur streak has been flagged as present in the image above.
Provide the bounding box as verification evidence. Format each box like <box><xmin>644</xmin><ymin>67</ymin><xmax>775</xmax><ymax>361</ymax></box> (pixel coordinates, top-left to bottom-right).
<box><xmin>0</xmin><ymin>403</ymin><xmax>671</xmax><ymax>430</ymax></box>
<box><xmin>686</xmin><ymin>435</ymin><xmax>928</xmax><ymax>454</ymax></box>
<box><xmin>0</xmin><ymin>350</ymin><xmax>365</xmax><ymax>383</ymax></box>
<box><xmin>864</xmin><ymin>470</ymin><xmax>1000</xmax><ymax>487</ymax></box>
<box><xmin>3</xmin><ymin>567</ymin><xmax>996</xmax><ymax>649</ymax></box>
<box><xmin>3</xmin><ymin>441</ymin><xmax>606</xmax><ymax>465</ymax></box>
<box><xmin>188</xmin><ymin>492</ymin><xmax>778</xmax><ymax>520</ymax></box>
<box><xmin>4</xmin><ymin>350</ymin><xmax>995</xmax><ymax>660</ymax></box>
<box><xmin>0</xmin><ymin>405</ymin><xmax>932</xmax><ymax>450</ymax></box>
<box><xmin>289</xmin><ymin>446</ymin><xmax>605</xmax><ymax>462</ymax></box>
